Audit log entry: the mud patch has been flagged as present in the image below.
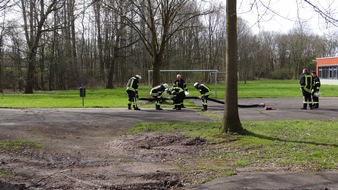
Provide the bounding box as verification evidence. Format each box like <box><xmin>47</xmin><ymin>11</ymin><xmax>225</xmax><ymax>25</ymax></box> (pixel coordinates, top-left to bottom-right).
<box><xmin>107</xmin><ymin>171</ymin><xmax>182</xmax><ymax>190</ymax></box>
<box><xmin>107</xmin><ymin>132</ymin><xmax>206</xmax><ymax>163</ymax></box>
<box><xmin>0</xmin><ymin>181</ymin><xmax>27</xmax><ymax>190</ymax></box>
<box><xmin>1</xmin><ymin>131</ymin><xmax>208</xmax><ymax>190</ymax></box>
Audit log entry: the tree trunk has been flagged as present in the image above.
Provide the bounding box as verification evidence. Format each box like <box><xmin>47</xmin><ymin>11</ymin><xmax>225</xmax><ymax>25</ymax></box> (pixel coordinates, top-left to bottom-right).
<box><xmin>95</xmin><ymin>1</ymin><xmax>104</xmax><ymax>83</ymax></box>
<box><xmin>222</xmin><ymin>0</ymin><xmax>243</xmax><ymax>133</ymax></box>
<box><xmin>25</xmin><ymin>50</ymin><xmax>37</xmax><ymax>93</ymax></box>
<box><xmin>106</xmin><ymin>46</ymin><xmax>117</xmax><ymax>89</ymax></box>
<box><xmin>152</xmin><ymin>53</ymin><xmax>162</xmax><ymax>87</ymax></box>
<box><xmin>0</xmin><ymin>35</ymin><xmax>3</xmax><ymax>93</ymax></box>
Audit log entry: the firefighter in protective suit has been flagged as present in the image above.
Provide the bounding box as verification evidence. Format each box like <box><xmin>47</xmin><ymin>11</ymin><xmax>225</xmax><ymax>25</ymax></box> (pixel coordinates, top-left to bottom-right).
<box><xmin>311</xmin><ymin>71</ymin><xmax>321</xmax><ymax>109</ymax></box>
<box><xmin>166</xmin><ymin>86</ymin><xmax>185</xmax><ymax>110</ymax></box>
<box><xmin>173</xmin><ymin>74</ymin><xmax>188</xmax><ymax>108</ymax></box>
<box><xmin>150</xmin><ymin>83</ymin><xmax>168</xmax><ymax>110</ymax></box>
<box><xmin>300</xmin><ymin>69</ymin><xmax>313</xmax><ymax>109</ymax></box>
<box><xmin>194</xmin><ymin>82</ymin><xmax>211</xmax><ymax>111</ymax></box>
<box><xmin>126</xmin><ymin>75</ymin><xmax>142</xmax><ymax>110</ymax></box>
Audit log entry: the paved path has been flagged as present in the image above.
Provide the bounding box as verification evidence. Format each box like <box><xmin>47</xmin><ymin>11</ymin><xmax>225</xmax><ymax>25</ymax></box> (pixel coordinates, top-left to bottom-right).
<box><xmin>209</xmin><ymin>97</ymin><xmax>338</xmax><ymax>121</ymax></box>
<box><xmin>193</xmin><ymin>171</ymin><xmax>338</xmax><ymax>190</ymax></box>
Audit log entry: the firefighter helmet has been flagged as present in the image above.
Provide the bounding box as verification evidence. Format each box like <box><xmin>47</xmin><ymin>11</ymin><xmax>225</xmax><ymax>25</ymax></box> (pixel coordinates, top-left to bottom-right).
<box><xmin>314</xmin><ymin>91</ymin><xmax>321</xmax><ymax>97</ymax></box>
<box><xmin>135</xmin><ymin>75</ymin><xmax>142</xmax><ymax>80</ymax></box>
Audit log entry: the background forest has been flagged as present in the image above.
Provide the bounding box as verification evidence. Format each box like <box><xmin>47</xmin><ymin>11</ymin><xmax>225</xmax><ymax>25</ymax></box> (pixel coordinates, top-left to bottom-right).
<box><xmin>0</xmin><ymin>0</ymin><xmax>337</xmax><ymax>93</ymax></box>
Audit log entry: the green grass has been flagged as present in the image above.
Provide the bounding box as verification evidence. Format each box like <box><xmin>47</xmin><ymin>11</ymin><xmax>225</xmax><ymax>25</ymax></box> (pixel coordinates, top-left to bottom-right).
<box><xmin>1</xmin><ymin>79</ymin><xmax>338</xmax><ymax>108</ymax></box>
<box><xmin>0</xmin><ymin>140</ymin><xmax>42</xmax><ymax>153</ymax></box>
<box><xmin>129</xmin><ymin>120</ymin><xmax>338</xmax><ymax>173</ymax></box>
<box><xmin>0</xmin><ymin>168</ymin><xmax>10</xmax><ymax>179</ymax></box>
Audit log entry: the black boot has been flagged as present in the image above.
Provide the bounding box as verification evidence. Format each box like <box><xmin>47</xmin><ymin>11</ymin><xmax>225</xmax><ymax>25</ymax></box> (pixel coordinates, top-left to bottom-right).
<box><xmin>133</xmin><ymin>105</ymin><xmax>141</xmax><ymax>110</ymax></box>
<box><xmin>181</xmin><ymin>104</ymin><xmax>185</xmax><ymax>108</ymax></box>
<box><xmin>202</xmin><ymin>105</ymin><xmax>207</xmax><ymax>111</ymax></box>
<box><xmin>301</xmin><ymin>104</ymin><xmax>307</xmax><ymax>110</ymax></box>
<box><xmin>128</xmin><ymin>104</ymin><xmax>132</xmax><ymax>110</ymax></box>
<box><xmin>176</xmin><ymin>105</ymin><xmax>181</xmax><ymax>110</ymax></box>
<box><xmin>156</xmin><ymin>105</ymin><xmax>163</xmax><ymax>110</ymax></box>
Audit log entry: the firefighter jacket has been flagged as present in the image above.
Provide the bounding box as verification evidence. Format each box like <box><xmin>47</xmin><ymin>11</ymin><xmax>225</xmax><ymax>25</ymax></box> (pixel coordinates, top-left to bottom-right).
<box><xmin>150</xmin><ymin>85</ymin><xmax>166</xmax><ymax>97</ymax></box>
<box><xmin>313</xmin><ymin>76</ymin><xmax>321</xmax><ymax>92</ymax></box>
<box><xmin>196</xmin><ymin>84</ymin><xmax>211</xmax><ymax>96</ymax></box>
<box><xmin>299</xmin><ymin>73</ymin><xmax>313</xmax><ymax>93</ymax></box>
<box><xmin>173</xmin><ymin>79</ymin><xmax>187</xmax><ymax>91</ymax></box>
<box><xmin>167</xmin><ymin>87</ymin><xmax>184</xmax><ymax>97</ymax></box>
<box><xmin>126</xmin><ymin>77</ymin><xmax>139</xmax><ymax>92</ymax></box>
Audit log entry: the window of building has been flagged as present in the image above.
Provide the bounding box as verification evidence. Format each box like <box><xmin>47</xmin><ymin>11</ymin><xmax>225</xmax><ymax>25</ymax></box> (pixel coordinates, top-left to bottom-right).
<box><xmin>318</xmin><ymin>66</ymin><xmax>338</xmax><ymax>79</ymax></box>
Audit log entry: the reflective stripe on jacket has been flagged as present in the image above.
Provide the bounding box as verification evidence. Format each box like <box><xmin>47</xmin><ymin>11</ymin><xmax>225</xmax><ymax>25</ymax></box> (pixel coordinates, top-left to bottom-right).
<box><xmin>300</xmin><ymin>74</ymin><xmax>313</xmax><ymax>93</ymax></box>
<box><xmin>126</xmin><ymin>77</ymin><xmax>138</xmax><ymax>92</ymax></box>
<box><xmin>313</xmin><ymin>76</ymin><xmax>321</xmax><ymax>91</ymax></box>
<box><xmin>198</xmin><ymin>84</ymin><xmax>211</xmax><ymax>96</ymax></box>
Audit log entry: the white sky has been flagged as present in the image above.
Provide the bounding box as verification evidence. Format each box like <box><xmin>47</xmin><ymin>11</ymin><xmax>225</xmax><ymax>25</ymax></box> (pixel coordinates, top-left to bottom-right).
<box><xmin>233</xmin><ymin>0</ymin><xmax>338</xmax><ymax>35</ymax></box>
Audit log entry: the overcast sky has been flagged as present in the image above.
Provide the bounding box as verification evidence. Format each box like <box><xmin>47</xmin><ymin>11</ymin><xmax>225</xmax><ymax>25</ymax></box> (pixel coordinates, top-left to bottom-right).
<box><xmin>233</xmin><ymin>0</ymin><xmax>338</xmax><ymax>35</ymax></box>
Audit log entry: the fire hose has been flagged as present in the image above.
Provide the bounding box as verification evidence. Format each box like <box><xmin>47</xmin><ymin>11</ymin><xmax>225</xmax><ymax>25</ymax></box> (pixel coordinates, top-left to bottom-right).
<box><xmin>138</xmin><ymin>97</ymin><xmax>265</xmax><ymax>108</ymax></box>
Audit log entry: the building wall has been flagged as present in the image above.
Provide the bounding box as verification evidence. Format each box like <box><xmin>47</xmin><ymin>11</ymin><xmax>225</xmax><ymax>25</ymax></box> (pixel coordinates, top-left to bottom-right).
<box><xmin>320</xmin><ymin>79</ymin><xmax>338</xmax><ymax>85</ymax></box>
<box><xmin>316</xmin><ymin>57</ymin><xmax>338</xmax><ymax>84</ymax></box>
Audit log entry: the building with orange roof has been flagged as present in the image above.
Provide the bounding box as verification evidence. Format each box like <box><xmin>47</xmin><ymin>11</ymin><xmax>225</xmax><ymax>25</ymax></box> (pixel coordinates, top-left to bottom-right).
<box><xmin>316</xmin><ymin>57</ymin><xmax>338</xmax><ymax>85</ymax></box>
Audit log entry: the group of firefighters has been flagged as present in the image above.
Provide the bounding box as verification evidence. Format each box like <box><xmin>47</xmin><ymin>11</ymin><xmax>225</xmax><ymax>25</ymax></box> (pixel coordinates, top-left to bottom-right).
<box><xmin>126</xmin><ymin>74</ymin><xmax>211</xmax><ymax>111</ymax></box>
<box><xmin>300</xmin><ymin>68</ymin><xmax>321</xmax><ymax>110</ymax></box>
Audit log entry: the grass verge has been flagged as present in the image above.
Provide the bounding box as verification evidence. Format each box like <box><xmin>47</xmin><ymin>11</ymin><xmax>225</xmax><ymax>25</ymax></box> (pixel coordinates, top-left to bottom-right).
<box><xmin>0</xmin><ymin>140</ymin><xmax>42</xmax><ymax>153</ymax></box>
<box><xmin>129</xmin><ymin>120</ymin><xmax>338</xmax><ymax>177</ymax></box>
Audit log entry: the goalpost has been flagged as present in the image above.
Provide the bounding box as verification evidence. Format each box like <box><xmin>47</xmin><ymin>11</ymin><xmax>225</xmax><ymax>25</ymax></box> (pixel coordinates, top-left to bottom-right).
<box><xmin>147</xmin><ymin>69</ymin><xmax>219</xmax><ymax>97</ymax></box>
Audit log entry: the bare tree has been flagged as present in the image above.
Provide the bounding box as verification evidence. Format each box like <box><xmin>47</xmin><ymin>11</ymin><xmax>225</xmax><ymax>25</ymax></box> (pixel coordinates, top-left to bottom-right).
<box><xmin>0</xmin><ymin>24</ymin><xmax>4</xmax><ymax>93</ymax></box>
<box><xmin>22</xmin><ymin>0</ymin><xmax>63</xmax><ymax>93</ymax></box>
<box><xmin>114</xmin><ymin>0</ymin><xmax>212</xmax><ymax>86</ymax></box>
<box><xmin>0</xmin><ymin>0</ymin><xmax>12</xmax><ymax>93</ymax></box>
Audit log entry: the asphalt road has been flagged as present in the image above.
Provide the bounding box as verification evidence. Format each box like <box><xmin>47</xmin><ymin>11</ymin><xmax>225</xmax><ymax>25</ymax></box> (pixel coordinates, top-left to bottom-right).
<box><xmin>217</xmin><ymin>97</ymin><xmax>338</xmax><ymax>121</ymax></box>
<box><xmin>1</xmin><ymin>97</ymin><xmax>338</xmax><ymax>126</ymax></box>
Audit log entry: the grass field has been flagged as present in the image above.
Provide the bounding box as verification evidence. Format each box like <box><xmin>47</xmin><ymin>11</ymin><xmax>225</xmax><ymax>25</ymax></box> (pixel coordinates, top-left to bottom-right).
<box><xmin>1</xmin><ymin>79</ymin><xmax>338</xmax><ymax>108</ymax></box>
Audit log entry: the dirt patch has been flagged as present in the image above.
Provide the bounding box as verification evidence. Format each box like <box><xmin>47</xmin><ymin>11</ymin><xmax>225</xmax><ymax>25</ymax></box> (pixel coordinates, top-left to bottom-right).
<box><xmin>0</xmin><ymin>126</ymin><xmax>209</xmax><ymax>190</ymax></box>
<box><xmin>0</xmin><ymin>108</ymin><xmax>217</xmax><ymax>190</ymax></box>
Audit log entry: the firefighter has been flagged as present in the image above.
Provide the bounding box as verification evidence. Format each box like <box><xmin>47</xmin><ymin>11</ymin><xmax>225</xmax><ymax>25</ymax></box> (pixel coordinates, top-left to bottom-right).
<box><xmin>150</xmin><ymin>83</ymin><xmax>168</xmax><ymax>110</ymax></box>
<box><xmin>311</xmin><ymin>71</ymin><xmax>321</xmax><ymax>109</ymax></box>
<box><xmin>194</xmin><ymin>82</ymin><xmax>211</xmax><ymax>111</ymax></box>
<box><xmin>167</xmin><ymin>86</ymin><xmax>185</xmax><ymax>110</ymax></box>
<box><xmin>126</xmin><ymin>75</ymin><xmax>142</xmax><ymax>110</ymax></box>
<box><xmin>173</xmin><ymin>74</ymin><xmax>188</xmax><ymax>108</ymax></box>
<box><xmin>299</xmin><ymin>69</ymin><xmax>313</xmax><ymax>110</ymax></box>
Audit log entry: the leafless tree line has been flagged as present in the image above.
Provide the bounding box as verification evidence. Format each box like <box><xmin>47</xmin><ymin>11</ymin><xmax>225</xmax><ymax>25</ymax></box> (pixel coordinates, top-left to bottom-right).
<box><xmin>0</xmin><ymin>0</ymin><xmax>337</xmax><ymax>93</ymax></box>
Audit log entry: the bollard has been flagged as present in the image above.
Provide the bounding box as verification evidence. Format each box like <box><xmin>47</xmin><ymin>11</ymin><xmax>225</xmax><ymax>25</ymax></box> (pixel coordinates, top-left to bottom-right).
<box><xmin>79</xmin><ymin>87</ymin><xmax>86</xmax><ymax>107</ymax></box>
